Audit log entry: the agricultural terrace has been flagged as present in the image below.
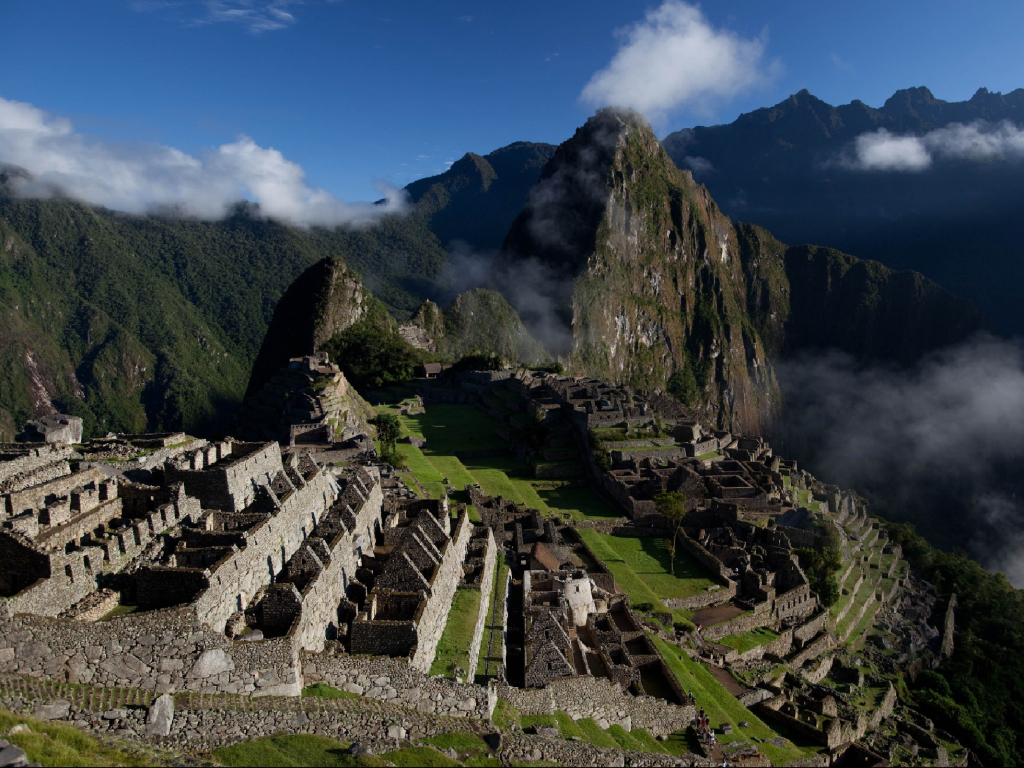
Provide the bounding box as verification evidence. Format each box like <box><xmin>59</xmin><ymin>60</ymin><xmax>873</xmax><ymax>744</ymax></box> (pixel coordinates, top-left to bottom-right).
<box><xmin>373</xmin><ymin>397</ymin><xmax>618</xmax><ymax>522</ymax></box>
<box><xmin>652</xmin><ymin>636</ymin><xmax>820</xmax><ymax>765</ymax></box>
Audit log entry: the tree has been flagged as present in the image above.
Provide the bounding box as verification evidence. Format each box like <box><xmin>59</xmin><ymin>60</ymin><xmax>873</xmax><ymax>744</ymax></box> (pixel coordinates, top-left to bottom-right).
<box><xmin>654</xmin><ymin>491</ymin><xmax>689</xmax><ymax>575</ymax></box>
<box><xmin>370</xmin><ymin>413</ymin><xmax>401</xmax><ymax>463</ymax></box>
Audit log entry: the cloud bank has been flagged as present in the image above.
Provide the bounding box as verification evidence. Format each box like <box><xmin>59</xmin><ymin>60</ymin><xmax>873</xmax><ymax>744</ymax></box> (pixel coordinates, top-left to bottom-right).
<box><xmin>776</xmin><ymin>337</ymin><xmax>1024</xmax><ymax>585</ymax></box>
<box><xmin>0</xmin><ymin>95</ymin><xmax>403</xmax><ymax>227</ymax></box>
<box><xmin>580</xmin><ymin>1</ymin><xmax>777</xmax><ymax>120</ymax></box>
<box><xmin>844</xmin><ymin>120</ymin><xmax>1024</xmax><ymax>171</ymax></box>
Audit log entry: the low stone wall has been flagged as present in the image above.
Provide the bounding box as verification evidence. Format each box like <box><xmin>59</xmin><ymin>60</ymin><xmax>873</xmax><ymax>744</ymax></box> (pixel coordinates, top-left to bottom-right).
<box><xmin>0</xmin><ymin>606</ymin><xmax>300</xmax><ymax>697</ymax></box>
<box><xmin>789</xmin><ymin>631</ymin><xmax>835</xmax><ymax>669</ymax></box>
<box><xmin>496</xmin><ymin>677</ymin><xmax>696</xmax><ymax>738</ymax></box>
<box><xmin>464</xmin><ymin>531</ymin><xmax>497</xmax><ymax>680</ymax></box>
<box><xmin>301</xmin><ymin>644</ymin><xmax>495</xmax><ymax>719</ymax></box>
<box><xmin>794</xmin><ymin>612</ymin><xmax>828</xmax><ymax>646</ymax></box>
<box><xmin>735</xmin><ymin>628</ymin><xmax>793</xmax><ymax>663</ymax></box>
<box><xmin>799</xmin><ymin>654</ymin><xmax>834</xmax><ymax>685</ymax></box>
<box><xmin>702</xmin><ymin>606</ymin><xmax>772</xmax><ymax>642</ymax></box>
<box><xmin>663</xmin><ymin>584</ymin><xmax>736</xmax><ymax>611</ymax></box>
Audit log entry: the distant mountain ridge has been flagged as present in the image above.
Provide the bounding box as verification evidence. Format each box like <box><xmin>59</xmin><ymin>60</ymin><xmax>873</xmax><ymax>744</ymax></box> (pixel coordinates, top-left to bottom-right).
<box><xmin>662</xmin><ymin>86</ymin><xmax>1024</xmax><ymax>335</ymax></box>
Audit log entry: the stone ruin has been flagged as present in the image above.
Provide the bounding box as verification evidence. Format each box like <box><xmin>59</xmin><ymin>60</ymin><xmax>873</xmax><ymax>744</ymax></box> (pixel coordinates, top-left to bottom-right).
<box><xmin>234</xmin><ymin>353</ymin><xmax>370</xmax><ymax>448</ymax></box>
<box><xmin>16</xmin><ymin>414</ymin><xmax>83</xmax><ymax>445</ymax></box>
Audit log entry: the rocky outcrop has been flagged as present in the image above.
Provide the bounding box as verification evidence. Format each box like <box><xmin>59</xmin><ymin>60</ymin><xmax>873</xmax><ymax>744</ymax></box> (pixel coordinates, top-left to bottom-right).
<box><xmin>498</xmin><ymin>108</ymin><xmax>984</xmax><ymax>433</ymax></box>
<box><xmin>500</xmin><ymin>108</ymin><xmax>780</xmax><ymax>432</ymax></box>
<box><xmin>402</xmin><ymin>289</ymin><xmax>547</xmax><ymax>365</ymax></box>
<box><xmin>247</xmin><ymin>258</ymin><xmax>365</xmax><ymax>398</ymax></box>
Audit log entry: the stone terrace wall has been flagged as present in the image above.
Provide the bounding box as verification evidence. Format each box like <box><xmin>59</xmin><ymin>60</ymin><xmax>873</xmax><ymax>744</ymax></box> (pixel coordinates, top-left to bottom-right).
<box><xmin>464</xmin><ymin>529</ymin><xmax>497</xmax><ymax>679</ymax></box>
<box><xmin>301</xmin><ymin>644</ymin><xmax>495</xmax><ymax>719</ymax></box>
<box><xmin>0</xmin><ymin>445</ymin><xmax>73</xmax><ymax>495</ymax></box>
<box><xmin>191</xmin><ymin>469</ymin><xmax>335</xmax><ymax>633</ymax></box>
<box><xmin>410</xmin><ymin>511</ymin><xmax>472</xmax><ymax>672</ymax></box>
<box><xmin>0</xmin><ymin>606</ymin><xmax>299</xmax><ymax>697</ymax></box>
<box><xmin>496</xmin><ymin>678</ymin><xmax>696</xmax><ymax>738</ymax></box>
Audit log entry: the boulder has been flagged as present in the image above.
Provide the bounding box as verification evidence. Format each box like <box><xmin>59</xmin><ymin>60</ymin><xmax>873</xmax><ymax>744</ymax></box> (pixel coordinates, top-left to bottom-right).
<box><xmin>33</xmin><ymin>700</ymin><xmax>71</xmax><ymax>721</ymax></box>
<box><xmin>187</xmin><ymin>649</ymin><xmax>234</xmax><ymax>678</ymax></box>
<box><xmin>387</xmin><ymin>725</ymin><xmax>406</xmax><ymax>740</ymax></box>
<box><xmin>146</xmin><ymin>693</ymin><xmax>174</xmax><ymax>737</ymax></box>
<box><xmin>0</xmin><ymin>744</ymin><xmax>28</xmax><ymax>767</ymax></box>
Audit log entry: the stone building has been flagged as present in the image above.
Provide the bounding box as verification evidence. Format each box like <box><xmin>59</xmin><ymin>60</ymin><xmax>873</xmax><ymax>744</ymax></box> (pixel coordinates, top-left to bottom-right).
<box><xmin>349</xmin><ymin>499</ymin><xmax>472</xmax><ymax>672</ymax></box>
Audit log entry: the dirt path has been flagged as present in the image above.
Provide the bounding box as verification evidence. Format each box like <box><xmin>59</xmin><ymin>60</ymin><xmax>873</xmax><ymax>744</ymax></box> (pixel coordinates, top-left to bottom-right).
<box><xmin>692</xmin><ymin>602</ymin><xmax>746</xmax><ymax>627</ymax></box>
<box><xmin>708</xmin><ymin>664</ymin><xmax>749</xmax><ymax>696</ymax></box>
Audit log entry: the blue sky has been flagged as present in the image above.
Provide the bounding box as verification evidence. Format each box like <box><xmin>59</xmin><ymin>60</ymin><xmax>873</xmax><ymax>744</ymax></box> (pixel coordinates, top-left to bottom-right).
<box><xmin>2</xmin><ymin>0</ymin><xmax>1023</xmax><ymax>209</ymax></box>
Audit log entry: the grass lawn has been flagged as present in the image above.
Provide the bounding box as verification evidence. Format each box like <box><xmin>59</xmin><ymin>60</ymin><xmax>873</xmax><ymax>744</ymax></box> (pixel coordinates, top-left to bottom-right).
<box><xmin>476</xmin><ymin>554</ymin><xmax>510</xmax><ymax>683</ymax></box>
<box><xmin>716</xmin><ymin>627</ymin><xmax>780</xmax><ymax>654</ymax></box>
<box><xmin>301</xmin><ymin>683</ymin><xmax>359</xmax><ymax>700</ymax></box>
<box><xmin>403</xmin><ymin>404</ymin><xmax>507</xmax><ymax>454</ymax></box>
<box><xmin>533</xmin><ymin>484</ymin><xmax>618</xmax><ymax>520</ymax></box>
<box><xmin>431</xmin><ymin>589</ymin><xmax>483</xmax><ymax>677</ymax></box>
<box><xmin>575</xmin><ymin>718</ymin><xmax>618</xmax><ymax>749</ymax></box>
<box><xmin>651</xmin><ymin>635</ymin><xmax>816</xmax><ymax>765</ymax></box>
<box><xmin>214</xmin><ymin>734</ymin><xmax>386</xmax><ymax>767</ymax></box>
<box><xmin>577</xmin><ymin>530</ymin><xmax>717</xmax><ymax>623</ymax></box>
<box><xmin>383</xmin><ymin>746</ymin><xmax>461</xmax><ymax>767</ymax></box>
<box><xmin>379</xmin><ymin>403</ymin><xmax>618</xmax><ymax>525</ymax></box>
<box><xmin>0</xmin><ymin>708</ymin><xmax>172</xmax><ymax>767</ymax></box>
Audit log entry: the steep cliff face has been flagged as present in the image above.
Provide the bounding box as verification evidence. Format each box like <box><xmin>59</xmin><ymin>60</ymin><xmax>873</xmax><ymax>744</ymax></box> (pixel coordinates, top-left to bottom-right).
<box><xmin>246</xmin><ymin>257</ymin><xmax>365</xmax><ymax>397</ymax></box>
<box><xmin>736</xmin><ymin>224</ymin><xmax>985</xmax><ymax>364</ymax></box>
<box><xmin>501</xmin><ymin>108</ymin><xmax>779</xmax><ymax>432</ymax></box>
<box><xmin>498</xmin><ymin>109</ymin><xmax>984</xmax><ymax>434</ymax></box>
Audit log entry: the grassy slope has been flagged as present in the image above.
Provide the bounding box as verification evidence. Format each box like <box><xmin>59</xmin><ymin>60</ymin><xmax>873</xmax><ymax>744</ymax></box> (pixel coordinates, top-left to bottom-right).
<box><xmin>652</xmin><ymin>635</ymin><xmax>815</xmax><ymax>765</ymax></box>
<box><xmin>0</xmin><ymin>709</ymin><xmax>181</xmax><ymax>767</ymax></box>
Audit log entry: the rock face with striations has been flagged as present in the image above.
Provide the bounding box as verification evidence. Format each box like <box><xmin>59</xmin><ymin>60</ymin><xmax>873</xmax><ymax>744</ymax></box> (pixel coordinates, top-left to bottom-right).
<box><xmin>247</xmin><ymin>257</ymin><xmax>365</xmax><ymax>398</ymax></box>
<box><xmin>499</xmin><ymin>108</ymin><xmax>984</xmax><ymax>433</ymax></box>
<box><xmin>500</xmin><ymin>108</ymin><xmax>780</xmax><ymax>432</ymax></box>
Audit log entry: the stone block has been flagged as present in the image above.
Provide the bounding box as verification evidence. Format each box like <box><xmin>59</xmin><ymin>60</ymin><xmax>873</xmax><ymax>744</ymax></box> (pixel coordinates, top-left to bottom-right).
<box><xmin>188</xmin><ymin>649</ymin><xmax>234</xmax><ymax>679</ymax></box>
<box><xmin>0</xmin><ymin>744</ymin><xmax>28</xmax><ymax>767</ymax></box>
<box><xmin>33</xmin><ymin>700</ymin><xmax>71</xmax><ymax>721</ymax></box>
<box><xmin>102</xmin><ymin>709</ymin><xmax>128</xmax><ymax>721</ymax></box>
<box><xmin>387</xmin><ymin>725</ymin><xmax>406</xmax><ymax>740</ymax></box>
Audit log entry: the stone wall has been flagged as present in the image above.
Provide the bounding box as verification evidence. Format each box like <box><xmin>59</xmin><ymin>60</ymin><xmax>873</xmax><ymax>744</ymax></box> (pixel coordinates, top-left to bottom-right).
<box><xmin>289</xmin><ymin>476</ymin><xmax>383</xmax><ymax>652</ymax></box>
<box><xmin>464</xmin><ymin>530</ymin><xmax>496</xmax><ymax>680</ymax></box>
<box><xmin>164</xmin><ymin>442</ymin><xmax>282</xmax><ymax>513</ymax></box>
<box><xmin>663</xmin><ymin>584</ymin><xmax>736</xmax><ymax>611</ymax></box>
<box><xmin>191</xmin><ymin>468</ymin><xmax>335</xmax><ymax>633</ymax></box>
<box><xmin>410</xmin><ymin>512</ymin><xmax>472</xmax><ymax>671</ymax></box>
<box><xmin>794</xmin><ymin>611</ymin><xmax>829</xmax><ymax>646</ymax></box>
<box><xmin>496</xmin><ymin>677</ymin><xmax>696</xmax><ymax>738</ymax></box>
<box><xmin>3</xmin><ymin>468</ymin><xmax>106</xmax><ymax>518</ymax></box>
<box><xmin>0</xmin><ymin>606</ymin><xmax>299</xmax><ymax>697</ymax></box>
<box><xmin>301</xmin><ymin>644</ymin><xmax>495</xmax><ymax>719</ymax></box>
<box><xmin>0</xmin><ymin>444</ymin><xmax>73</xmax><ymax>496</ymax></box>
<box><xmin>734</xmin><ymin>628</ymin><xmax>794</xmax><ymax>663</ymax></box>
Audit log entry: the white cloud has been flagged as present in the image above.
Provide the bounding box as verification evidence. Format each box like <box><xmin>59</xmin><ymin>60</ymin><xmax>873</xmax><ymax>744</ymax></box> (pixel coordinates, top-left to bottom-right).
<box><xmin>844</xmin><ymin>120</ymin><xmax>1024</xmax><ymax>171</ymax></box>
<box><xmin>0</xmin><ymin>95</ymin><xmax>404</xmax><ymax>227</ymax></box>
<box><xmin>201</xmin><ymin>0</ymin><xmax>300</xmax><ymax>34</ymax></box>
<box><xmin>580</xmin><ymin>1</ymin><xmax>777</xmax><ymax>120</ymax></box>
<box><xmin>849</xmin><ymin>129</ymin><xmax>932</xmax><ymax>171</ymax></box>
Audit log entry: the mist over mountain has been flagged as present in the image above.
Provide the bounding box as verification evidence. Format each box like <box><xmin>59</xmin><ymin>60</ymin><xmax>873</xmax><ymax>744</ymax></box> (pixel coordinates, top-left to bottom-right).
<box><xmin>662</xmin><ymin>86</ymin><xmax>1024</xmax><ymax>335</ymax></box>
